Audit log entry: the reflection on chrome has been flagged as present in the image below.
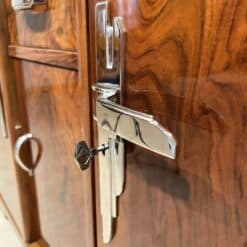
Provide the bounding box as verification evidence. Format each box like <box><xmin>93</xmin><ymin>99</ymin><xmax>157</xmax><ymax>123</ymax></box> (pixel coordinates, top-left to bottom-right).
<box><xmin>97</xmin><ymin>97</ymin><xmax>176</xmax><ymax>160</ymax></box>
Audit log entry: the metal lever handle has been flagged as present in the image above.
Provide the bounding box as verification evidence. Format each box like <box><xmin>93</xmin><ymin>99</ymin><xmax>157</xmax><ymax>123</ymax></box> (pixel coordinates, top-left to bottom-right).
<box><xmin>14</xmin><ymin>133</ymin><xmax>42</xmax><ymax>176</ymax></box>
<box><xmin>92</xmin><ymin>84</ymin><xmax>177</xmax><ymax>244</ymax></box>
<box><xmin>94</xmin><ymin>84</ymin><xmax>177</xmax><ymax>159</ymax></box>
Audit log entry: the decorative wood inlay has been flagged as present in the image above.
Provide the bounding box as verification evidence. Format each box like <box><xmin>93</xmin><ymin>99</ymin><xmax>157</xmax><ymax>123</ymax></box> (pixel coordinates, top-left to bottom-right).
<box><xmin>8</xmin><ymin>46</ymin><xmax>78</xmax><ymax>70</ymax></box>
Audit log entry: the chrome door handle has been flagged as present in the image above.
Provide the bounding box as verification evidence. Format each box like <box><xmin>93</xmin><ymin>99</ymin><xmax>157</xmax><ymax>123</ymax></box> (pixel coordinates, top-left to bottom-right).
<box><xmin>94</xmin><ymin>85</ymin><xmax>176</xmax><ymax>159</ymax></box>
<box><xmin>14</xmin><ymin>133</ymin><xmax>42</xmax><ymax>176</ymax></box>
<box><xmin>75</xmin><ymin>1</ymin><xmax>177</xmax><ymax>244</ymax></box>
<box><xmin>0</xmin><ymin>86</ymin><xmax>7</xmax><ymax>138</ymax></box>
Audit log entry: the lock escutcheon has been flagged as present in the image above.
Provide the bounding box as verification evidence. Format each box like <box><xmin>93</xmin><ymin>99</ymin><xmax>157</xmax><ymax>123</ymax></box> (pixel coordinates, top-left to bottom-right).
<box><xmin>74</xmin><ymin>141</ymin><xmax>109</xmax><ymax>171</ymax></box>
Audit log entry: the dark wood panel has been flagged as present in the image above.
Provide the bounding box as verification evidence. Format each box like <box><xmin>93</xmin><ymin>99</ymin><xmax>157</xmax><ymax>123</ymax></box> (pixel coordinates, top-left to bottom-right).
<box><xmin>89</xmin><ymin>0</ymin><xmax>247</xmax><ymax>247</ymax></box>
<box><xmin>9</xmin><ymin>46</ymin><xmax>78</xmax><ymax>70</ymax></box>
<box><xmin>13</xmin><ymin>59</ymin><xmax>92</xmax><ymax>247</ymax></box>
<box><xmin>5</xmin><ymin>0</ymin><xmax>77</xmax><ymax>50</ymax></box>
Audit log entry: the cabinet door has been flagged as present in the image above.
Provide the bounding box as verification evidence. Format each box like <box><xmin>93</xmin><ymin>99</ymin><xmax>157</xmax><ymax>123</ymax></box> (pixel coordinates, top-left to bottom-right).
<box><xmin>88</xmin><ymin>1</ymin><xmax>247</xmax><ymax>246</ymax></box>
<box><xmin>13</xmin><ymin>60</ymin><xmax>92</xmax><ymax>246</ymax></box>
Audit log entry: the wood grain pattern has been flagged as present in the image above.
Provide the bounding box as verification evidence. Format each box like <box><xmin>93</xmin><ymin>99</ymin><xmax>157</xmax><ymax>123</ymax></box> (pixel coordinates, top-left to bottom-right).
<box><xmin>5</xmin><ymin>0</ymin><xmax>77</xmax><ymax>50</ymax></box>
<box><xmin>89</xmin><ymin>0</ymin><xmax>247</xmax><ymax>246</ymax></box>
<box><xmin>12</xmin><ymin>59</ymin><xmax>93</xmax><ymax>247</ymax></box>
<box><xmin>0</xmin><ymin>1</ymin><xmax>41</xmax><ymax>243</ymax></box>
<box><xmin>8</xmin><ymin>46</ymin><xmax>78</xmax><ymax>70</ymax></box>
